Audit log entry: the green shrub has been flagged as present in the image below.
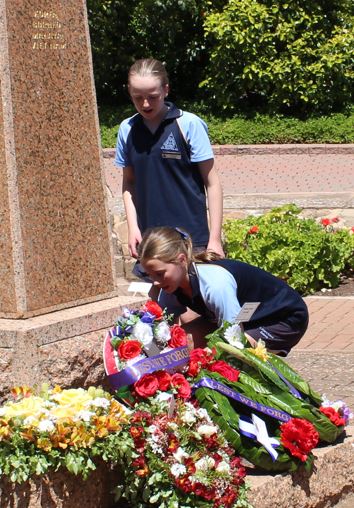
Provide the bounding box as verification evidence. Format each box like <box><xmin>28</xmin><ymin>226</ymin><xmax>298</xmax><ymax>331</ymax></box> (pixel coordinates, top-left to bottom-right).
<box><xmin>202</xmin><ymin>1</ymin><xmax>354</xmax><ymax>113</ymax></box>
<box><xmin>98</xmin><ymin>105</ymin><xmax>354</xmax><ymax>148</ymax></box>
<box><xmin>223</xmin><ymin>204</ymin><xmax>354</xmax><ymax>295</ymax></box>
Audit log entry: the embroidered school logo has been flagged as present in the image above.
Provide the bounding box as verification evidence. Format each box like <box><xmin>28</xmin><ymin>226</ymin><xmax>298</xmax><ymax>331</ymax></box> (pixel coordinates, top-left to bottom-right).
<box><xmin>161</xmin><ymin>133</ymin><xmax>179</xmax><ymax>152</ymax></box>
<box><xmin>161</xmin><ymin>133</ymin><xmax>181</xmax><ymax>159</ymax></box>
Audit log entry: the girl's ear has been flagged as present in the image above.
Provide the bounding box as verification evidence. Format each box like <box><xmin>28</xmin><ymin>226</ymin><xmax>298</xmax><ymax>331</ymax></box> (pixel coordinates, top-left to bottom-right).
<box><xmin>177</xmin><ymin>253</ymin><xmax>187</xmax><ymax>266</ymax></box>
<box><xmin>164</xmin><ymin>83</ymin><xmax>169</xmax><ymax>98</ymax></box>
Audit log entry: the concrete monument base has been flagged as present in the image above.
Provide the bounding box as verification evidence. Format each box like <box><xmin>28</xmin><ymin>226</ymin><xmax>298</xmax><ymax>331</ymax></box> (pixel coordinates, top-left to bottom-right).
<box><xmin>248</xmin><ymin>426</ymin><xmax>354</xmax><ymax>508</ymax></box>
<box><xmin>0</xmin><ymin>295</ymin><xmax>145</xmax><ymax>401</ymax></box>
<box><xmin>0</xmin><ymin>461</ymin><xmax>119</xmax><ymax>508</ymax></box>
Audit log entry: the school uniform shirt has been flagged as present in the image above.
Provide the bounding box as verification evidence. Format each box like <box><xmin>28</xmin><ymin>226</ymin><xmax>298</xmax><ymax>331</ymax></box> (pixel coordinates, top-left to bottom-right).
<box><xmin>158</xmin><ymin>259</ymin><xmax>308</xmax><ymax>331</ymax></box>
<box><xmin>115</xmin><ymin>102</ymin><xmax>213</xmax><ymax>247</ymax></box>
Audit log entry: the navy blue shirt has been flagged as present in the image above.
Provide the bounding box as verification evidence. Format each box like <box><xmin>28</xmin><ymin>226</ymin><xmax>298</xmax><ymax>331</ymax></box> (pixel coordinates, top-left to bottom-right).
<box><xmin>159</xmin><ymin>259</ymin><xmax>308</xmax><ymax>331</ymax></box>
<box><xmin>115</xmin><ymin>103</ymin><xmax>213</xmax><ymax>247</ymax></box>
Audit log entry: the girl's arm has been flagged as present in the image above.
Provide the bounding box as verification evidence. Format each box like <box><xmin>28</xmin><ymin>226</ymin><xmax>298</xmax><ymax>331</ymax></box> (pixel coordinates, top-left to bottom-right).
<box><xmin>199</xmin><ymin>160</ymin><xmax>225</xmax><ymax>257</ymax></box>
<box><xmin>122</xmin><ymin>166</ymin><xmax>142</xmax><ymax>258</ymax></box>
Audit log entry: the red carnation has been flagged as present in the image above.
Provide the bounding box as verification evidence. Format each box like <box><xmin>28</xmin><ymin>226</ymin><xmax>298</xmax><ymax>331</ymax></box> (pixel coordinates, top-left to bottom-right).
<box><xmin>155</xmin><ymin>370</ymin><xmax>172</xmax><ymax>391</ymax></box>
<box><xmin>280</xmin><ymin>418</ymin><xmax>319</xmax><ymax>462</ymax></box>
<box><xmin>142</xmin><ymin>300</ymin><xmax>163</xmax><ymax>319</ymax></box>
<box><xmin>187</xmin><ymin>360</ymin><xmax>201</xmax><ymax>377</ymax></box>
<box><xmin>117</xmin><ymin>340</ymin><xmax>142</xmax><ymax>360</ymax></box>
<box><xmin>320</xmin><ymin>406</ymin><xmax>346</xmax><ymax>427</ymax></box>
<box><xmin>171</xmin><ymin>373</ymin><xmax>191</xmax><ymax>399</ymax></box>
<box><xmin>134</xmin><ymin>373</ymin><xmax>159</xmax><ymax>398</ymax></box>
<box><xmin>248</xmin><ymin>225</ymin><xmax>259</xmax><ymax>234</ymax></box>
<box><xmin>190</xmin><ymin>348</ymin><xmax>215</xmax><ymax>367</ymax></box>
<box><xmin>209</xmin><ymin>360</ymin><xmax>240</xmax><ymax>382</ymax></box>
<box><xmin>168</xmin><ymin>324</ymin><xmax>187</xmax><ymax>348</ymax></box>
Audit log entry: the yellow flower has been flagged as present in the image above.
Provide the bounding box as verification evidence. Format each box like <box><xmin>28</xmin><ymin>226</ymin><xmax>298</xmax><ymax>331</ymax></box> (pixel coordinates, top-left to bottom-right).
<box><xmin>3</xmin><ymin>396</ymin><xmax>44</xmax><ymax>419</ymax></box>
<box><xmin>51</xmin><ymin>388</ymin><xmax>92</xmax><ymax>407</ymax></box>
<box><xmin>249</xmin><ymin>340</ymin><xmax>269</xmax><ymax>361</ymax></box>
<box><xmin>50</xmin><ymin>388</ymin><xmax>93</xmax><ymax>419</ymax></box>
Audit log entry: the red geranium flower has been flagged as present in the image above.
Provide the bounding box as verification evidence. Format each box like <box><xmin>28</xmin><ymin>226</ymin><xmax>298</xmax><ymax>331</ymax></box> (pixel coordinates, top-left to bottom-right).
<box><xmin>321</xmin><ymin>218</ymin><xmax>331</xmax><ymax>226</ymax></box>
<box><xmin>171</xmin><ymin>373</ymin><xmax>191</xmax><ymax>399</ymax></box>
<box><xmin>134</xmin><ymin>373</ymin><xmax>159</xmax><ymax>398</ymax></box>
<box><xmin>280</xmin><ymin>418</ymin><xmax>319</xmax><ymax>462</ymax></box>
<box><xmin>319</xmin><ymin>406</ymin><xmax>346</xmax><ymax>427</ymax></box>
<box><xmin>168</xmin><ymin>324</ymin><xmax>187</xmax><ymax>348</ymax></box>
<box><xmin>117</xmin><ymin>340</ymin><xmax>142</xmax><ymax>360</ymax></box>
<box><xmin>142</xmin><ymin>300</ymin><xmax>163</xmax><ymax>319</ymax></box>
<box><xmin>248</xmin><ymin>225</ymin><xmax>259</xmax><ymax>234</ymax></box>
<box><xmin>155</xmin><ymin>370</ymin><xmax>172</xmax><ymax>391</ymax></box>
<box><xmin>208</xmin><ymin>360</ymin><xmax>240</xmax><ymax>382</ymax></box>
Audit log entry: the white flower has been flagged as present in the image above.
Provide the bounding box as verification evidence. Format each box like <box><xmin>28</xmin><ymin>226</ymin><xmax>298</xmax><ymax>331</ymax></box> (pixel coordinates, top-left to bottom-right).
<box><xmin>197</xmin><ymin>424</ymin><xmax>218</xmax><ymax>437</ymax></box>
<box><xmin>131</xmin><ymin>321</ymin><xmax>153</xmax><ymax>345</ymax></box>
<box><xmin>0</xmin><ymin>408</ymin><xmax>6</xmax><ymax>417</ymax></box>
<box><xmin>224</xmin><ymin>324</ymin><xmax>244</xmax><ymax>349</ymax></box>
<box><xmin>75</xmin><ymin>410</ymin><xmax>94</xmax><ymax>422</ymax></box>
<box><xmin>155</xmin><ymin>321</ymin><xmax>171</xmax><ymax>343</ymax></box>
<box><xmin>196</xmin><ymin>408</ymin><xmax>210</xmax><ymax>420</ymax></box>
<box><xmin>181</xmin><ymin>410</ymin><xmax>196</xmax><ymax>424</ymax></box>
<box><xmin>155</xmin><ymin>392</ymin><xmax>173</xmax><ymax>403</ymax></box>
<box><xmin>170</xmin><ymin>463</ymin><xmax>187</xmax><ymax>477</ymax></box>
<box><xmin>216</xmin><ymin>460</ymin><xmax>230</xmax><ymax>473</ymax></box>
<box><xmin>88</xmin><ymin>397</ymin><xmax>110</xmax><ymax>409</ymax></box>
<box><xmin>38</xmin><ymin>419</ymin><xmax>55</xmax><ymax>433</ymax></box>
<box><xmin>195</xmin><ymin>456</ymin><xmax>215</xmax><ymax>471</ymax></box>
<box><xmin>147</xmin><ymin>424</ymin><xmax>158</xmax><ymax>434</ymax></box>
<box><xmin>23</xmin><ymin>415</ymin><xmax>37</xmax><ymax>426</ymax></box>
<box><xmin>173</xmin><ymin>447</ymin><xmax>190</xmax><ymax>463</ymax></box>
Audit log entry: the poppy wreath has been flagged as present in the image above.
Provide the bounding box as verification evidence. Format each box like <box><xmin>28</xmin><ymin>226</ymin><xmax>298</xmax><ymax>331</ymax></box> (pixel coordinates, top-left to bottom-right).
<box><xmin>189</xmin><ymin>323</ymin><xmax>349</xmax><ymax>473</ymax></box>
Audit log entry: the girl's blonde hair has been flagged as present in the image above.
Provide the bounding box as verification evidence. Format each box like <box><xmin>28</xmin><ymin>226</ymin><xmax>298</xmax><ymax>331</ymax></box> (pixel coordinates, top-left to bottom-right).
<box><xmin>128</xmin><ymin>58</ymin><xmax>169</xmax><ymax>87</ymax></box>
<box><xmin>138</xmin><ymin>227</ymin><xmax>222</xmax><ymax>265</ymax></box>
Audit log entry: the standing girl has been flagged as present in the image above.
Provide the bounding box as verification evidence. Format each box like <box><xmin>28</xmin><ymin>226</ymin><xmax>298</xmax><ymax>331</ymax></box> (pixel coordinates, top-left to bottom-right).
<box><xmin>137</xmin><ymin>226</ymin><xmax>309</xmax><ymax>356</ymax></box>
<box><xmin>115</xmin><ymin>58</ymin><xmax>224</xmax><ymax>264</ymax></box>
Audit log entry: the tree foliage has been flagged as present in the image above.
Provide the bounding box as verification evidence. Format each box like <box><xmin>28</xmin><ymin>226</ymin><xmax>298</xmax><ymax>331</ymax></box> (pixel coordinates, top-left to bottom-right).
<box><xmin>202</xmin><ymin>0</ymin><xmax>354</xmax><ymax>113</ymax></box>
<box><xmin>87</xmin><ymin>0</ymin><xmax>209</xmax><ymax>104</ymax></box>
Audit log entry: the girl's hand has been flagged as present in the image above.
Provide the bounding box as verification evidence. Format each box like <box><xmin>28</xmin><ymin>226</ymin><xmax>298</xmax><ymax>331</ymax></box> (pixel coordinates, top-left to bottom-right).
<box><xmin>128</xmin><ymin>229</ymin><xmax>142</xmax><ymax>258</ymax></box>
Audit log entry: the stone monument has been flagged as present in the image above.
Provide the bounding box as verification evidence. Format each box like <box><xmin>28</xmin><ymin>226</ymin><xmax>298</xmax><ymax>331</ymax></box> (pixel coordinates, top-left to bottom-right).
<box><xmin>0</xmin><ymin>0</ymin><xmax>143</xmax><ymax>393</ymax></box>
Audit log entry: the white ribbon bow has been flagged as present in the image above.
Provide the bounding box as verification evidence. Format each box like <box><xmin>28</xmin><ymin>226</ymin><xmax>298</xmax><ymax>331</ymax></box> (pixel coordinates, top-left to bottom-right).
<box><xmin>239</xmin><ymin>413</ymin><xmax>280</xmax><ymax>461</ymax></box>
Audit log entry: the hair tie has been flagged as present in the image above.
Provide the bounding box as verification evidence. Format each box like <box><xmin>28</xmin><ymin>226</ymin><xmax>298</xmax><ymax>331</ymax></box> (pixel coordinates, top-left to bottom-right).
<box><xmin>174</xmin><ymin>227</ymin><xmax>189</xmax><ymax>240</ymax></box>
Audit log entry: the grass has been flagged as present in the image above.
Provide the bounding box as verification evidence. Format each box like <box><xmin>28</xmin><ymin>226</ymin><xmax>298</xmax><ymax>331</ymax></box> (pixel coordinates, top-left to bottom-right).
<box><xmin>98</xmin><ymin>103</ymin><xmax>354</xmax><ymax>148</ymax></box>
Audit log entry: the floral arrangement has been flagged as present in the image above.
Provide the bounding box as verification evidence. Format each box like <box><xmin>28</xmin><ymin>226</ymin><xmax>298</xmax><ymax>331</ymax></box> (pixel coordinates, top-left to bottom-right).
<box><xmin>191</xmin><ymin>322</ymin><xmax>351</xmax><ymax>472</ymax></box>
<box><xmin>115</xmin><ymin>398</ymin><xmax>249</xmax><ymax>508</ymax></box>
<box><xmin>102</xmin><ymin>302</ymin><xmax>351</xmax><ymax>476</ymax></box>
<box><xmin>103</xmin><ymin>301</ymin><xmax>191</xmax><ymax>403</ymax></box>
<box><xmin>0</xmin><ymin>385</ymin><xmax>128</xmax><ymax>483</ymax></box>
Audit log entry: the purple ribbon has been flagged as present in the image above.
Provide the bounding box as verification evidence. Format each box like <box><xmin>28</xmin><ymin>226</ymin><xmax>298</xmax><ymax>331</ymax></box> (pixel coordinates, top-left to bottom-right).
<box><xmin>193</xmin><ymin>377</ymin><xmax>292</xmax><ymax>422</ymax></box>
<box><xmin>108</xmin><ymin>346</ymin><xmax>190</xmax><ymax>389</ymax></box>
<box><xmin>267</xmin><ymin>362</ymin><xmax>303</xmax><ymax>399</ymax></box>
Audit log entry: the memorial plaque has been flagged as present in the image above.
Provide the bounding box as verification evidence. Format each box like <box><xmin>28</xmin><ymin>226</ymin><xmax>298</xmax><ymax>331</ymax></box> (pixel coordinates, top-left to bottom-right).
<box><xmin>0</xmin><ymin>0</ymin><xmax>115</xmax><ymax>317</ymax></box>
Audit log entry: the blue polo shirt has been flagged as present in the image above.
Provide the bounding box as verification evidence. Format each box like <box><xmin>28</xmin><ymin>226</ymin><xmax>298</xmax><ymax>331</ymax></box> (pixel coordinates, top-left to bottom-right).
<box><xmin>115</xmin><ymin>103</ymin><xmax>213</xmax><ymax>247</ymax></box>
<box><xmin>158</xmin><ymin>260</ymin><xmax>308</xmax><ymax>331</ymax></box>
